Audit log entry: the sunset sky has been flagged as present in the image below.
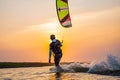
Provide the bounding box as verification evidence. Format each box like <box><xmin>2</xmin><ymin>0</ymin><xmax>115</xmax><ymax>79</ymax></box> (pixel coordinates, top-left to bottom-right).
<box><xmin>0</xmin><ymin>0</ymin><xmax>120</xmax><ymax>62</ymax></box>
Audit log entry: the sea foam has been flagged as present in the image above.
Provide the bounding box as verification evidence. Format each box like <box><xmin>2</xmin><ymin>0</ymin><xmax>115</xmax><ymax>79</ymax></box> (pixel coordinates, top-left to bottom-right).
<box><xmin>50</xmin><ymin>54</ymin><xmax>120</xmax><ymax>76</ymax></box>
<box><xmin>88</xmin><ymin>54</ymin><xmax>120</xmax><ymax>73</ymax></box>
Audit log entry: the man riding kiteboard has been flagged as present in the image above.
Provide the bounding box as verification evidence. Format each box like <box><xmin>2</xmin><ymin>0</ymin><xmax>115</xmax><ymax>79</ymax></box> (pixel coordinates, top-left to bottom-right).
<box><xmin>49</xmin><ymin>34</ymin><xmax>63</xmax><ymax>72</ymax></box>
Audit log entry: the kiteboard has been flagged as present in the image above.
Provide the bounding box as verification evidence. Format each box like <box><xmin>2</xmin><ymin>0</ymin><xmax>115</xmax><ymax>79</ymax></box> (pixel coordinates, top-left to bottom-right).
<box><xmin>50</xmin><ymin>66</ymin><xmax>64</xmax><ymax>73</ymax></box>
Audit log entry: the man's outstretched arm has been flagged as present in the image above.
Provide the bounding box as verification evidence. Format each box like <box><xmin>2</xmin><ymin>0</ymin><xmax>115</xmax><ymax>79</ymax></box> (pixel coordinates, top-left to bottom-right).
<box><xmin>49</xmin><ymin>49</ymin><xmax>52</xmax><ymax>63</ymax></box>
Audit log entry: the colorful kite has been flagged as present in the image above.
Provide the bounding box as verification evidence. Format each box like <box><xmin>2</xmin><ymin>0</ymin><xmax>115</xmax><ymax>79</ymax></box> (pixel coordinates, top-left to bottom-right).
<box><xmin>56</xmin><ymin>0</ymin><xmax>72</xmax><ymax>28</ymax></box>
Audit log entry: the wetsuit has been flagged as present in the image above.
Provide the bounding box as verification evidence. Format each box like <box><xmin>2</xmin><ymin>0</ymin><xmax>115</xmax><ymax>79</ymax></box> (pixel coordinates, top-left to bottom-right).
<box><xmin>49</xmin><ymin>39</ymin><xmax>62</xmax><ymax>66</ymax></box>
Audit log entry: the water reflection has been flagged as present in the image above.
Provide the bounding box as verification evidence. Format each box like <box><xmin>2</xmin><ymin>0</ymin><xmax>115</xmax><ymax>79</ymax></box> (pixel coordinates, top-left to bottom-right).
<box><xmin>50</xmin><ymin>72</ymin><xmax>63</xmax><ymax>80</ymax></box>
<box><xmin>55</xmin><ymin>72</ymin><xmax>62</xmax><ymax>79</ymax></box>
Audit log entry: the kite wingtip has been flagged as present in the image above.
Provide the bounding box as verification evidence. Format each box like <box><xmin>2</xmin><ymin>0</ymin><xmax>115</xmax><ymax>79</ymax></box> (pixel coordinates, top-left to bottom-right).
<box><xmin>63</xmin><ymin>25</ymin><xmax>72</xmax><ymax>28</ymax></box>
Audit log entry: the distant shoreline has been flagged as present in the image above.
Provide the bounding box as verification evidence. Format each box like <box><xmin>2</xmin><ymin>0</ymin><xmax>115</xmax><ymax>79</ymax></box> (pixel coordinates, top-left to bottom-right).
<box><xmin>0</xmin><ymin>62</ymin><xmax>54</xmax><ymax>68</ymax></box>
<box><xmin>0</xmin><ymin>62</ymin><xmax>71</xmax><ymax>68</ymax></box>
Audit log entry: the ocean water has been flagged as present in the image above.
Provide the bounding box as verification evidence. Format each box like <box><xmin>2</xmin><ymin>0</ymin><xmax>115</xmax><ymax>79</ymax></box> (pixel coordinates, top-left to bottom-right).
<box><xmin>0</xmin><ymin>67</ymin><xmax>120</xmax><ymax>80</ymax></box>
<box><xmin>0</xmin><ymin>54</ymin><xmax>120</xmax><ymax>80</ymax></box>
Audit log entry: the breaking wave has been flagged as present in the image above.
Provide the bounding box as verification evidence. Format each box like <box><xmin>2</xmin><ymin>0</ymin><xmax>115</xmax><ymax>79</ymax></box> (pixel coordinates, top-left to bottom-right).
<box><xmin>88</xmin><ymin>54</ymin><xmax>120</xmax><ymax>76</ymax></box>
<box><xmin>52</xmin><ymin>54</ymin><xmax>120</xmax><ymax>76</ymax></box>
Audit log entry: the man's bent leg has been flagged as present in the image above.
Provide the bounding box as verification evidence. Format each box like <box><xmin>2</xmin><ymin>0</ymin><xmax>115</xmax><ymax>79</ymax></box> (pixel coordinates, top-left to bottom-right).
<box><xmin>54</xmin><ymin>54</ymin><xmax>62</xmax><ymax>67</ymax></box>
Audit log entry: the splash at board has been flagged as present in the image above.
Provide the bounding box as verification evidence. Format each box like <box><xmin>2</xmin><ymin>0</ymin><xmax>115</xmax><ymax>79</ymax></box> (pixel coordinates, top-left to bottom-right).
<box><xmin>50</xmin><ymin>66</ymin><xmax>64</xmax><ymax>73</ymax></box>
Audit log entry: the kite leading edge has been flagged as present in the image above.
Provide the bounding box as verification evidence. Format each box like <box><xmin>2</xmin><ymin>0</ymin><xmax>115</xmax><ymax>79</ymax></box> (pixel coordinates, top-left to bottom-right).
<box><xmin>56</xmin><ymin>0</ymin><xmax>72</xmax><ymax>28</ymax></box>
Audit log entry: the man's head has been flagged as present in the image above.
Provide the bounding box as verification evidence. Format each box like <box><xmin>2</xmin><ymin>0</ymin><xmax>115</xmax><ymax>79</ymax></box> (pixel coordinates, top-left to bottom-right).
<box><xmin>50</xmin><ymin>34</ymin><xmax>55</xmax><ymax>40</ymax></box>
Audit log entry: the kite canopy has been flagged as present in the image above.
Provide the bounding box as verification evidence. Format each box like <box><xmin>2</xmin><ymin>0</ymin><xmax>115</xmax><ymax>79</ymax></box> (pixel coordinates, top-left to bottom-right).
<box><xmin>56</xmin><ymin>0</ymin><xmax>72</xmax><ymax>28</ymax></box>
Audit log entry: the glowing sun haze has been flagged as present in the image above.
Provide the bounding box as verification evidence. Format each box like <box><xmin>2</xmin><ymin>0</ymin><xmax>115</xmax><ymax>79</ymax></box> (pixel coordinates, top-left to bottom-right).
<box><xmin>0</xmin><ymin>0</ymin><xmax>120</xmax><ymax>62</ymax></box>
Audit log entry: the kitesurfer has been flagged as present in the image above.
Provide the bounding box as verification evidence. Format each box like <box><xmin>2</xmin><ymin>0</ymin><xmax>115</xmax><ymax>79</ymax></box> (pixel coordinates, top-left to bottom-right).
<box><xmin>49</xmin><ymin>34</ymin><xmax>62</xmax><ymax>67</ymax></box>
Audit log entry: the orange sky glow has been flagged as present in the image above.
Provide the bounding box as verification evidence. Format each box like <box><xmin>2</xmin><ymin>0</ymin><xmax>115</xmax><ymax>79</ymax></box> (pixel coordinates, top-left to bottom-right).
<box><xmin>0</xmin><ymin>0</ymin><xmax>120</xmax><ymax>62</ymax></box>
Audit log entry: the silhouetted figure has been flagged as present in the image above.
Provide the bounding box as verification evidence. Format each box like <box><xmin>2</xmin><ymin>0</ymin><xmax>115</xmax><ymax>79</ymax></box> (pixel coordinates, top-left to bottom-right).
<box><xmin>49</xmin><ymin>34</ymin><xmax>62</xmax><ymax>67</ymax></box>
